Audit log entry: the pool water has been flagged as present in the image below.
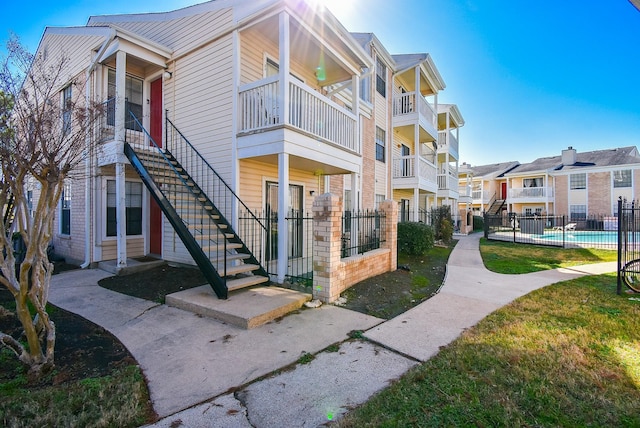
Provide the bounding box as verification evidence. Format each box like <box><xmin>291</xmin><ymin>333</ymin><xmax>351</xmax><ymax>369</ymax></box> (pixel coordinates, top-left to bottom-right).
<box><xmin>536</xmin><ymin>231</ymin><xmax>624</xmax><ymax>244</ymax></box>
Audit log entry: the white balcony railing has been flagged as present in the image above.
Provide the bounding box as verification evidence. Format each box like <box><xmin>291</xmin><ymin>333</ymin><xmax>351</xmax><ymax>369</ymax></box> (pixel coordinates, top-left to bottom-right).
<box><xmin>393</xmin><ymin>155</ymin><xmax>437</xmax><ymax>183</ymax></box>
<box><xmin>472</xmin><ymin>190</ymin><xmax>491</xmax><ymax>203</ymax></box>
<box><xmin>437</xmin><ymin>130</ymin><xmax>459</xmax><ymax>155</ymax></box>
<box><xmin>508</xmin><ymin>187</ymin><xmax>554</xmax><ymax>200</ymax></box>
<box><xmin>437</xmin><ymin>173</ymin><xmax>458</xmax><ymax>191</ymax></box>
<box><xmin>458</xmin><ymin>186</ymin><xmax>472</xmax><ymax>197</ymax></box>
<box><xmin>392</xmin><ymin>92</ymin><xmax>437</xmax><ymax>128</ymax></box>
<box><xmin>238</xmin><ymin>76</ymin><xmax>359</xmax><ymax>153</ymax></box>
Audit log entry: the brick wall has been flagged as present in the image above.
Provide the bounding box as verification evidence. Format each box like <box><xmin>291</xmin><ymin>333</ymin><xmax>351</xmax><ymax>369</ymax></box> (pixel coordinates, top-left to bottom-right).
<box><xmin>555</xmin><ymin>175</ymin><xmax>568</xmax><ymax>215</ymax></box>
<box><xmin>312</xmin><ymin>194</ymin><xmax>397</xmax><ymax>303</ymax></box>
<box><xmin>588</xmin><ymin>172</ymin><xmax>611</xmax><ymax>214</ymax></box>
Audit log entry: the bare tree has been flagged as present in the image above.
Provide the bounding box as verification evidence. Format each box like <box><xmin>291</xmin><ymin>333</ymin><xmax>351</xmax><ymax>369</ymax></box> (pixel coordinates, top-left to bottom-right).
<box><xmin>0</xmin><ymin>37</ymin><xmax>102</xmax><ymax>378</ymax></box>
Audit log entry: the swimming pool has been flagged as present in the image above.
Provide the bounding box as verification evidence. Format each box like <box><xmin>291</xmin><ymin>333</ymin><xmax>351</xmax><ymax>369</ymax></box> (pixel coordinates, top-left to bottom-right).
<box><xmin>536</xmin><ymin>231</ymin><xmax>620</xmax><ymax>244</ymax></box>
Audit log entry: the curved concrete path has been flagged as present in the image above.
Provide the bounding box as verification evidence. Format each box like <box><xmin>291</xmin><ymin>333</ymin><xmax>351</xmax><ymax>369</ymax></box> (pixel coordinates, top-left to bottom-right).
<box><xmin>47</xmin><ymin>233</ymin><xmax>616</xmax><ymax>427</ymax></box>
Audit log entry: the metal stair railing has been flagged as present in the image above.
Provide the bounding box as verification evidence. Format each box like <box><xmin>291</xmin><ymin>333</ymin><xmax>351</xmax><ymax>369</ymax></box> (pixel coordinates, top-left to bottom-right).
<box><xmin>124</xmin><ymin>113</ymin><xmax>232</xmax><ymax>299</ymax></box>
<box><xmin>164</xmin><ymin>114</ymin><xmax>270</xmax><ymax>277</ymax></box>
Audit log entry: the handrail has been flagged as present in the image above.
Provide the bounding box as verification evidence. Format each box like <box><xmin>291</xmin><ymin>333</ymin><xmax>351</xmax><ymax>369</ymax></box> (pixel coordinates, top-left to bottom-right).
<box><xmin>165</xmin><ymin>115</ymin><xmax>270</xmax><ymax>277</ymax></box>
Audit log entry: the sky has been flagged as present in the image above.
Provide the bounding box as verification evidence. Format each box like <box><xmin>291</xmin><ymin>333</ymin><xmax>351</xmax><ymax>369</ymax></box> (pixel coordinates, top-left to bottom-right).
<box><xmin>2</xmin><ymin>0</ymin><xmax>640</xmax><ymax>167</ymax></box>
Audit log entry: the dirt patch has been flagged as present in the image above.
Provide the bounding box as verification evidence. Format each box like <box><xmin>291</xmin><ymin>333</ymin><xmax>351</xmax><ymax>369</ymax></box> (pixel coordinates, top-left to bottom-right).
<box><xmin>339</xmin><ymin>243</ymin><xmax>455</xmax><ymax>319</ymax></box>
<box><xmin>98</xmin><ymin>264</ymin><xmax>208</xmax><ymax>303</ymax></box>
<box><xmin>0</xmin><ymin>264</ymin><xmax>139</xmax><ymax>385</ymax></box>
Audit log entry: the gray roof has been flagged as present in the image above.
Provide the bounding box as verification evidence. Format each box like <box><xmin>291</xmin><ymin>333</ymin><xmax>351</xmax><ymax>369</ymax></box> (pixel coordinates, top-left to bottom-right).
<box><xmin>463</xmin><ymin>161</ymin><xmax>520</xmax><ymax>179</ymax></box>
<box><xmin>392</xmin><ymin>53</ymin><xmax>428</xmax><ymax>71</ymax></box>
<box><xmin>506</xmin><ymin>146</ymin><xmax>640</xmax><ymax>175</ymax></box>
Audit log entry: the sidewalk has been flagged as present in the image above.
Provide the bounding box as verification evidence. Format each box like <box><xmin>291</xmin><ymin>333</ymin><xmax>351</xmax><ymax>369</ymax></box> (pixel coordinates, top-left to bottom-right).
<box><xmin>48</xmin><ymin>233</ymin><xmax>617</xmax><ymax>427</ymax></box>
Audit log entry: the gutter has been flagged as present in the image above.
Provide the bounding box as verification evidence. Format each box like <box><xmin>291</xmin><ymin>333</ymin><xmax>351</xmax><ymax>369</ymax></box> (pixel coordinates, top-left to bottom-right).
<box><xmin>81</xmin><ymin>28</ymin><xmax>116</xmax><ymax>268</ymax></box>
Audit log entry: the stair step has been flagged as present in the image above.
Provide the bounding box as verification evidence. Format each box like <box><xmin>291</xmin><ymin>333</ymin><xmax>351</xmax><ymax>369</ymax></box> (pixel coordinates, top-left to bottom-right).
<box><xmin>202</xmin><ymin>243</ymin><xmax>243</xmax><ymax>252</ymax></box>
<box><xmin>223</xmin><ymin>263</ymin><xmax>261</xmax><ymax>277</ymax></box>
<box><xmin>226</xmin><ymin>275</ymin><xmax>270</xmax><ymax>292</ymax></box>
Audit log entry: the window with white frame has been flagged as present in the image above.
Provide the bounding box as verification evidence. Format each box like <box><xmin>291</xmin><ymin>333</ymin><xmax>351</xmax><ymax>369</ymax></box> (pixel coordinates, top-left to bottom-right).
<box><xmin>375</xmin><ymin>194</ymin><xmax>385</xmax><ymax>209</ymax></box>
<box><xmin>570</xmin><ymin>204</ymin><xmax>587</xmax><ymax>221</ymax></box>
<box><xmin>375</xmin><ymin>57</ymin><xmax>386</xmax><ymax>97</ymax></box>
<box><xmin>570</xmin><ymin>173</ymin><xmax>586</xmax><ymax>190</ymax></box>
<box><xmin>62</xmin><ymin>85</ymin><xmax>72</xmax><ymax>135</ymax></box>
<box><xmin>106</xmin><ymin>180</ymin><xmax>143</xmax><ymax>236</ymax></box>
<box><xmin>523</xmin><ymin>177</ymin><xmax>543</xmax><ymax>187</ymax></box>
<box><xmin>524</xmin><ymin>208</ymin><xmax>532</xmax><ymax>216</ymax></box>
<box><xmin>613</xmin><ymin>169</ymin><xmax>632</xmax><ymax>188</ymax></box>
<box><xmin>27</xmin><ymin>190</ymin><xmax>33</xmax><ymax>218</ymax></box>
<box><xmin>375</xmin><ymin>126</ymin><xmax>385</xmax><ymax>162</ymax></box>
<box><xmin>107</xmin><ymin>69</ymin><xmax>143</xmax><ymax>131</ymax></box>
<box><xmin>60</xmin><ymin>182</ymin><xmax>71</xmax><ymax>235</ymax></box>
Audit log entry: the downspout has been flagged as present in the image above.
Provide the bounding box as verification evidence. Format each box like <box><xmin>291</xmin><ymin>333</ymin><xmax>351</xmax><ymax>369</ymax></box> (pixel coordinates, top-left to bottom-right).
<box><xmin>81</xmin><ymin>28</ymin><xmax>116</xmax><ymax>268</ymax></box>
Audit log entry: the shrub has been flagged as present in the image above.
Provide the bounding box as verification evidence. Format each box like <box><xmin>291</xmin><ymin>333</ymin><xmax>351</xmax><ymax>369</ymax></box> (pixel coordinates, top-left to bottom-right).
<box><xmin>397</xmin><ymin>222</ymin><xmax>434</xmax><ymax>255</ymax></box>
<box><xmin>430</xmin><ymin>206</ymin><xmax>453</xmax><ymax>244</ymax></box>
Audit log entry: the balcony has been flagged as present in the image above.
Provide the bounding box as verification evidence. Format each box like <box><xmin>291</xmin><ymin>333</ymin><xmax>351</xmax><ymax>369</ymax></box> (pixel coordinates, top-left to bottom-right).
<box><xmin>237</xmin><ymin>76</ymin><xmax>360</xmax><ymax>173</ymax></box>
<box><xmin>392</xmin><ymin>92</ymin><xmax>438</xmax><ymax>141</ymax></box>
<box><xmin>508</xmin><ymin>187</ymin><xmax>554</xmax><ymax>202</ymax></box>
<box><xmin>472</xmin><ymin>190</ymin><xmax>491</xmax><ymax>205</ymax></box>
<box><xmin>437</xmin><ymin>130</ymin><xmax>459</xmax><ymax>160</ymax></box>
<box><xmin>437</xmin><ymin>173</ymin><xmax>459</xmax><ymax>199</ymax></box>
<box><xmin>392</xmin><ymin>155</ymin><xmax>437</xmax><ymax>193</ymax></box>
<box><xmin>458</xmin><ymin>185</ymin><xmax>472</xmax><ymax>203</ymax></box>
<box><xmin>95</xmin><ymin>98</ymin><xmax>150</xmax><ymax>166</ymax></box>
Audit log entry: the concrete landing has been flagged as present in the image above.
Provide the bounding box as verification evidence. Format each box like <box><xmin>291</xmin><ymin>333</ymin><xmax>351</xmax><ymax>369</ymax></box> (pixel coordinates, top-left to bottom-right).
<box><xmin>166</xmin><ymin>285</ymin><xmax>312</xmax><ymax>329</ymax></box>
<box><xmin>98</xmin><ymin>257</ymin><xmax>166</xmax><ymax>275</ymax></box>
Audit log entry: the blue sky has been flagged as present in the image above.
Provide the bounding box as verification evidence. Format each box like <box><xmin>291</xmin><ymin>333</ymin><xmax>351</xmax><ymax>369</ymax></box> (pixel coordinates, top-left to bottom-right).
<box><xmin>2</xmin><ymin>0</ymin><xmax>639</xmax><ymax>166</ymax></box>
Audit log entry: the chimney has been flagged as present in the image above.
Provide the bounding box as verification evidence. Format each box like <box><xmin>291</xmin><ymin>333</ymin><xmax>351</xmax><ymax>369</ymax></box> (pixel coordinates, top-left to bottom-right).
<box><xmin>562</xmin><ymin>146</ymin><xmax>577</xmax><ymax>165</ymax></box>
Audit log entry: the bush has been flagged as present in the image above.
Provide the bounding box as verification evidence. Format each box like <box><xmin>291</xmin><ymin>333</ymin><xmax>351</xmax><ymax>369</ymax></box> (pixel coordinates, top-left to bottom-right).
<box><xmin>397</xmin><ymin>222</ymin><xmax>434</xmax><ymax>255</ymax></box>
<box><xmin>430</xmin><ymin>206</ymin><xmax>453</xmax><ymax>244</ymax></box>
<box><xmin>473</xmin><ymin>215</ymin><xmax>484</xmax><ymax>231</ymax></box>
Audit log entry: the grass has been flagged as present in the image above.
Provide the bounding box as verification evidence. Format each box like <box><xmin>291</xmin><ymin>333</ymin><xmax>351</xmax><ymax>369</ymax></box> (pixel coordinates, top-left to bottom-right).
<box><xmin>479</xmin><ymin>238</ymin><xmax>618</xmax><ymax>274</ymax></box>
<box><xmin>0</xmin><ymin>364</ymin><xmax>152</xmax><ymax>427</ymax></box>
<box><xmin>337</xmin><ymin>273</ymin><xmax>640</xmax><ymax>427</ymax></box>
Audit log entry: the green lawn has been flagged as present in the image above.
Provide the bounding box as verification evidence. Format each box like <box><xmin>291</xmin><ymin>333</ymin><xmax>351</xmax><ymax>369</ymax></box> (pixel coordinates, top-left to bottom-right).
<box><xmin>479</xmin><ymin>238</ymin><xmax>617</xmax><ymax>274</ymax></box>
<box><xmin>338</xmin><ymin>274</ymin><xmax>640</xmax><ymax>427</ymax></box>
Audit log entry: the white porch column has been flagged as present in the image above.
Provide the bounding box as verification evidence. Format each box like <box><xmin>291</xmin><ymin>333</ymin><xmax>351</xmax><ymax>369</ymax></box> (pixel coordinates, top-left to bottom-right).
<box><xmin>413</xmin><ymin>188</ymin><xmax>420</xmax><ymax>222</ymax></box>
<box><xmin>115</xmin><ymin>51</ymin><xmax>127</xmax><ymax>268</ymax></box>
<box><xmin>350</xmin><ymin>172</ymin><xmax>358</xmax><ymax>254</ymax></box>
<box><xmin>277</xmin><ymin>153</ymin><xmax>289</xmax><ymax>283</ymax></box>
<box><xmin>279</xmin><ymin>12</ymin><xmax>290</xmax><ymax>125</ymax></box>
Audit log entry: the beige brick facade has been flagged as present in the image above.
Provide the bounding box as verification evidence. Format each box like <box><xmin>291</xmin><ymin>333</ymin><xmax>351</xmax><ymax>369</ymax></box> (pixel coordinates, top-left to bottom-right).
<box><xmin>312</xmin><ymin>194</ymin><xmax>397</xmax><ymax>303</ymax></box>
<box><xmin>587</xmin><ymin>172</ymin><xmax>611</xmax><ymax>214</ymax></box>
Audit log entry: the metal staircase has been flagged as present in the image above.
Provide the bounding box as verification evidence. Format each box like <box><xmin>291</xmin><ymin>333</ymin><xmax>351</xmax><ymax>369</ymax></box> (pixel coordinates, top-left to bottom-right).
<box><xmin>124</xmin><ymin>115</ymin><xmax>269</xmax><ymax>299</ymax></box>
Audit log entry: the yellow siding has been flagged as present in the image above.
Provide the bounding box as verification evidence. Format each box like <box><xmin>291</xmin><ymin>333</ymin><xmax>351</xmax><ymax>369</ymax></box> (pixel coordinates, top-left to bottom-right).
<box><xmin>101</xmin><ymin>238</ymin><xmax>145</xmax><ymax>260</ymax></box>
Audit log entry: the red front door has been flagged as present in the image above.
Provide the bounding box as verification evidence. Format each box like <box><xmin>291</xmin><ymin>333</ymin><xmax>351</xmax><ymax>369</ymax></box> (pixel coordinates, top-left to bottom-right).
<box><xmin>501</xmin><ymin>182</ymin><xmax>507</xmax><ymax>200</ymax></box>
<box><xmin>149</xmin><ymin>78</ymin><xmax>163</xmax><ymax>255</ymax></box>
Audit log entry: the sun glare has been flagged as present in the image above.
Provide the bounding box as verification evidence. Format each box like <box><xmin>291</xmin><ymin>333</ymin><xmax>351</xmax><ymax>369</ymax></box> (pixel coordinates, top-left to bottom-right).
<box><xmin>310</xmin><ymin>0</ymin><xmax>357</xmax><ymax>20</ymax></box>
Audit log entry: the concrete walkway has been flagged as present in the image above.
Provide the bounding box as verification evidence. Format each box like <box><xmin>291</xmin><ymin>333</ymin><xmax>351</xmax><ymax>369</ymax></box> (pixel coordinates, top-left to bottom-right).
<box><xmin>48</xmin><ymin>233</ymin><xmax>617</xmax><ymax>427</ymax></box>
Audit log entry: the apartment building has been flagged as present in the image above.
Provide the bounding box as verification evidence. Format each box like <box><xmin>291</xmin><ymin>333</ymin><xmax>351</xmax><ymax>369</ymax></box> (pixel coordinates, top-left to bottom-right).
<box><xmin>459</xmin><ymin>146</ymin><xmax>640</xmax><ymax>222</ymax></box>
<box><xmin>32</xmin><ymin>0</ymin><xmax>462</xmax><ymax>298</ymax></box>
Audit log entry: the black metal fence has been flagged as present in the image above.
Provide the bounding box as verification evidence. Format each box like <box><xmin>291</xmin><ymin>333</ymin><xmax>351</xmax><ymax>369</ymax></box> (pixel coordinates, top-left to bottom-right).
<box><xmin>617</xmin><ymin>199</ymin><xmax>640</xmax><ymax>294</ymax></box>
<box><xmin>484</xmin><ymin>213</ymin><xmax>619</xmax><ymax>250</ymax></box>
<box><xmin>238</xmin><ymin>210</ymin><xmax>313</xmax><ymax>287</ymax></box>
<box><xmin>342</xmin><ymin>210</ymin><xmax>386</xmax><ymax>258</ymax></box>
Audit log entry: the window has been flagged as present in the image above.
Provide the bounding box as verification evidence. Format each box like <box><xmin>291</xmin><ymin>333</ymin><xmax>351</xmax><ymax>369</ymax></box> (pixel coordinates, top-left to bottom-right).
<box><xmin>523</xmin><ymin>177</ymin><xmax>543</xmax><ymax>188</ymax></box>
<box><xmin>62</xmin><ymin>85</ymin><xmax>72</xmax><ymax>135</ymax></box>
<box><xmin>27</xmin><ymin>190</ymin><xmax>33</xmax><ymax>218</ymax></box>
<box><xmin>60</xmin><ymin>183</ymin><xmax>71</xmax><ymax>235</ymax></box>
<box><xmin>375</xmin><ymin>126</ymin><xmax>385</xmax><ymax>162</ymax></box>
<box><xmin>107</xmin><ymin>69</ymin><xmax>143</xmax><ymax>131</ymax></box>
<box><xmin>106</xmin><ymin>180</ymin><xmax>143</xmax><ymax>236</ymax></box>
<box><xmin>570</xmin><ymin>173</ymin><xmax>586</xmax><ymax>190</ymax></box>
<box><xmin>614</xmin><ymin>170</ymin><xmax>632</xmax><ymax>188</ymax></box>
<box><xmin>524</xmin><ymin>208</ymin><xmax>532</xmax><ymax>216</ymax></box>
<box><xmin>375</xmin><ymin>194</ymin><xmax>385</xmax><ymax>209</ymax></box>
<box><xmin>375</xmin><ymin>57</ymin><xmax>386</xmax><ymax>97</ymax></box>
<box><xmin>570</xmin><ymin>204</ymin><xmax>587</xmax><ymax>221</ymax></box>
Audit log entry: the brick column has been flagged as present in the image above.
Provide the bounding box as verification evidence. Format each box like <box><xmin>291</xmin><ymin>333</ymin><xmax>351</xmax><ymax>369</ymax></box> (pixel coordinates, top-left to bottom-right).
<box><xmin>312</xmin><ymin>193</ymin><xmax>343</xmax><ymax>302</ymax></box>
<box><xmin>380</xmin><ymin>199</ymin><xmax>398</xmax><ymax>272</ymax></box>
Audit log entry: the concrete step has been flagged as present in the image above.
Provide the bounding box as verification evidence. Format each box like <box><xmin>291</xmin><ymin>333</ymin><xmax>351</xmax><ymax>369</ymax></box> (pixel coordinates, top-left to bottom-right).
<box><xmin>165</xmin><ymin>284</ymin><xmax>310</xmax><ymax>329</ymax></box>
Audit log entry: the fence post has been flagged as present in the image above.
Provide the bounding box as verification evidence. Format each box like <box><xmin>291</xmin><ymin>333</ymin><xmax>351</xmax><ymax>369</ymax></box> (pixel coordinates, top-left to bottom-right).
<box><xmin>312</xmin><ymin>193</ymin><xmax>343</xmax><ymax>303</ymax></box>
<box><xmin>617</xmin><ymin>197</ymin><xmax>623</xmax><ymax>295</ymax></box>
<box><xmin>483</xmin><ymin>213</ymin><xmax>488</xmax><ymax>239</ymax></box>
<box><xmin>380</xmin><ymin>199</ymin><xmax>398</xmax><ymax>272</ymax></box>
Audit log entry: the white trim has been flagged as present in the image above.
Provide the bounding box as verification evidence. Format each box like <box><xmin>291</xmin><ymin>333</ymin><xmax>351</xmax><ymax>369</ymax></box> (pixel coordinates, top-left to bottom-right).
<box><xmin>100</xmin><ymin>176</ymin><xmax>146</xmax><ymax>241</ymax></box>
